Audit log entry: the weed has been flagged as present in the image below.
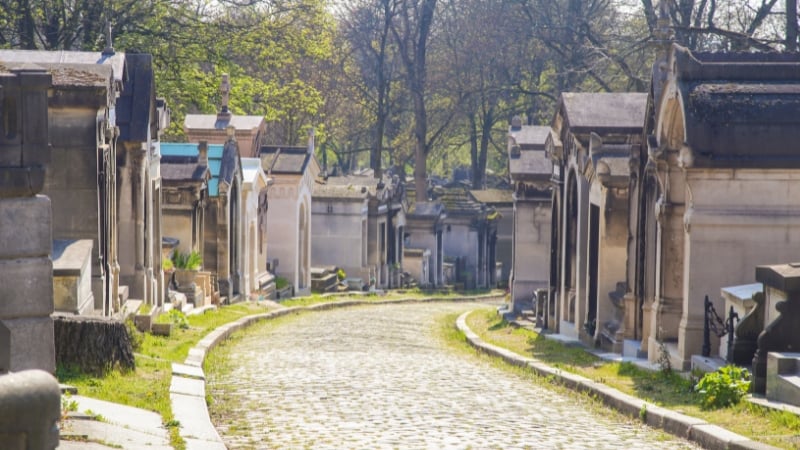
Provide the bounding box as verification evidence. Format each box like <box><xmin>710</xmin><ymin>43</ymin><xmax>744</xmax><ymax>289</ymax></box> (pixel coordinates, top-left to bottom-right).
<box><xmin>639</xmin><ymin>403</ymin><xmax>647</xmax><ymax>422</ymax></box>
<box><xmin>125</xmin><ymin>319</ymin><xmax>143</xmax><ymax>351</ymax></box>
<box><xmin>157</xmin><ymin>309</ymin><xmax>189</xmax><ymax>329</ymax></box>
<box><xmin>694</xmin><ymin>365</ymin><xmax>751</xmax><ymax>410</ymax></box>
<box><xmin>657</xmin><ymin>339</ymin><xmax>671</xmax><ymax>374</ymax></box>
<box><xmin>61</xmin><ymin>392</ymin><xmax>78</xmax><ymax>419</ymax></box>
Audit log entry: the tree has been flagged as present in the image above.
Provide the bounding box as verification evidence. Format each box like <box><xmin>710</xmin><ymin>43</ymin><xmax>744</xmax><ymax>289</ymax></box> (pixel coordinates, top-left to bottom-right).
<box><xmin>439</xmin><ymin>0</ymin><xmax>530</xmax><ymax>188</ymax></box>
<box><xmin>639</xmin><ymin>0</ymin><xmax>783</xmax><ymax>51</ymax></box>
<box><xmin>340</xmin><ymin>0</ymin><xmax>402</xmax><ymax>178</ymax></box>
<box><xmin>787</xmin><ymin>0</ymin><xmax>798</xmax><ymax>51</ymax></box>
<box><xmin>392</xmin><ymin>0</ymin><xmax>438</xmax><ymax>202</ymax></box>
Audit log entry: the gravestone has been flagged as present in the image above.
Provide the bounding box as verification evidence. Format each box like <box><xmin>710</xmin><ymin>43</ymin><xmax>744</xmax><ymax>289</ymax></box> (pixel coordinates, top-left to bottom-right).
<box><xmin>752</xmin><ymin>263</ymin><xmax>800</xmax><ymax>394</ymax></box>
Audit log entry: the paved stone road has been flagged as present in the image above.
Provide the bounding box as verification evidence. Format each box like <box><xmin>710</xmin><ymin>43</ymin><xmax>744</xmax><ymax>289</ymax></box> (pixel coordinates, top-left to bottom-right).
<box><xmin>207</xmin><ymin>302</ymin><xmax>699</xmax><ymax>449</ymax></box>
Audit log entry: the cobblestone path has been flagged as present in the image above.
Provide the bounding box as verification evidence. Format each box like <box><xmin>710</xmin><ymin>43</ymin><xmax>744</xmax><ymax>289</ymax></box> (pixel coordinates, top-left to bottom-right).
<box><xmin>207</xmin><ymin>302</ymin><xmax>698</xmax><ymax>449</ymax></box>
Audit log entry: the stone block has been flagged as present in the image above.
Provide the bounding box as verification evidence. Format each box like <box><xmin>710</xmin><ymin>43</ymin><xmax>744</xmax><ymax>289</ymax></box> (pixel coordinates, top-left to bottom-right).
<box><xmin>766</xmin><ymin>352</ymin><xmax>800</xmax><ymax>407</ymax></box>
<box><xmin>52</xmin><ymin>239</ymin><xmax>94</xmax><ymax>314</ymax></box>
<box><xmin>0</xmin><ymin>370</ymin><xmax>60</xmax><ymax>450</ymax></box>
<box><xmin>0</xmin><ymin>196</ymin><xmax>51</xmax><ymax>259</ymax></box>
<box><xmin>0</xmin><ymin>257</ymin><xmax>53</xmax><ymax>318</ymax></box>
<box><xmin>1</xmin><ymin>317</ymin><xmax>55</xmax><ymax>373</ymax></box>
<box><xmin>152</xmin><ymin>323</ymin><xmax>172</xmax><ymax>336</ymax></box>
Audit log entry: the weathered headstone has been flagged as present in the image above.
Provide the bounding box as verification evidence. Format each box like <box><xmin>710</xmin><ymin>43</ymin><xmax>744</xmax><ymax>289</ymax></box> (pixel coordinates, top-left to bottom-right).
<box><xmin>752</xmin><ymin>263</ymin><xmax>800</xmax><ymax>394</ymax></box>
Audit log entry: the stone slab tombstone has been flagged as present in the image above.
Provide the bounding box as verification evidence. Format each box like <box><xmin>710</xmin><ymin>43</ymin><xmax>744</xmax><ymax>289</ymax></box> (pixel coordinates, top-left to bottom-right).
<box><xmin>752</xmin><ymin>263</ymin><xmax>800</xmax><ymax>394</ymax></box>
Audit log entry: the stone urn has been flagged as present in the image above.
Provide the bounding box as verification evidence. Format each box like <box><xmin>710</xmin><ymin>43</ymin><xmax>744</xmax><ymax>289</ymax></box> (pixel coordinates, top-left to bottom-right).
<box><xmin>174</xmin><ymin>269</ymin><xmax>198</xmax><ymax>290</ymax></box>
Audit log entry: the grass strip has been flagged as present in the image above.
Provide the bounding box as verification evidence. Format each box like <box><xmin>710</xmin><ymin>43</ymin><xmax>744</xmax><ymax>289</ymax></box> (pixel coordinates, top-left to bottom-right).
<box><xmin>57</xmin><ymin>301</ymin><xmax>274</xmax><ymax>449</ymax></box>
<box><xmin>461</xmin><ymin>308</ymin><xmax>800</xmax><ymax>449</ymax></box>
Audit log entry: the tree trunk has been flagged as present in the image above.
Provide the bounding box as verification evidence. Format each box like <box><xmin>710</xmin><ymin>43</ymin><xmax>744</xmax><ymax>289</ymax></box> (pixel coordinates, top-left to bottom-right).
<box><xmin>17</xmin><ymin>0</ymin><xmax>37</xmax><ymax>49</ymax></box>
<box><xmin>788</xmin><ymin>0</ymin><xmax>799</xmax><ymax>52</ymax></box>
<box><xmin>414</xmin><ymin>85</ymin><xmax>428</xmax><ymax>202</ymax></box>
<box><xmin>54</xmin><ymin>316</ymin><xmax>136</xmax><ymax>375</ymax></box>
<box><xmin>477</xmin><ymin>108</ymin><xmax>493</xmax><ymax>189</ymax></box>
<box><xmin>469</xmin><ymin>114</ymin><xmax>480</xmax><ymax>189</ymax></box>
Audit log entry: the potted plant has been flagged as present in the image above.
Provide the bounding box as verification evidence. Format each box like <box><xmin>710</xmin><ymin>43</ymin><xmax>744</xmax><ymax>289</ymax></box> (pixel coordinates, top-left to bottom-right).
<box><xmin>172</xmin><ymin>250</ymin><xmax>202</xmax><ymax>289</ymax></box>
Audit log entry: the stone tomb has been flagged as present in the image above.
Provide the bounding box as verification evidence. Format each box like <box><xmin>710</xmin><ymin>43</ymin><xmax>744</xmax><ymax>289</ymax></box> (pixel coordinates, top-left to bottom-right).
<box><xmin>0</xmin><ymin>64</ymin><xmax>55</xmax><ymax>372</ymax></box>
<box><xmin>548</xmin><ymin>92</ymin><xmax>646</xmax><ymax>344</ymax></box>
<box><xmin>637</xmin><ymin>44</ymin><xmax>800</xmax><ymax>369</ymax></box>
<box><xmin>260</xmin><ymin>135</ymin><xmax>320</xmax><ymax>296</ymax></box>
<box><xmin>52</xmin><ymin>239</ymin><xmax>94</xmax><ymax>315</ymax></box>
<box><xmin>507</xmin><ymin>120</ymin><xmax>552</xmax><ymax>313</ymax></box>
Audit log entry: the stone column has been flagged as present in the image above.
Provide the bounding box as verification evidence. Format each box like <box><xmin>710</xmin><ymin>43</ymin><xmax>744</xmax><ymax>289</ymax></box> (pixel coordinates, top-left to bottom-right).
<box><xmin>132</xmin><ymin>146</ymin><xmax>147</xmax><ymax>302</ymax></box>
<box><xmin>0</xmin><ymin>66</ymin><xmax>55</xmax><ymax>373</ymax></box>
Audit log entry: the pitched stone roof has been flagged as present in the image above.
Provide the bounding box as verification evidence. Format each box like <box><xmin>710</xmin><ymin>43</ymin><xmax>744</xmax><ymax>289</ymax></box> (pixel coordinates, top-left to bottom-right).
<box><xmin>0</xmin><ymin>49</ymin><xmax>125</xmax><ymax>84</ymax></box>
<box><xmin>509</xmin><ymin>149</ymin><xmax>552</xmax><ymax>180</ymax></box>
<box><xmin>312</xmin><ymin>182</ymin><xmax>369</xmax><ymax>200</ymax></box>
<box><xmin>117</xmin><ymin>53</ymin><xmax>155</xmax><ymax>143</ymax></box>
<box><xmin>184</xmin><ymin>114</ymin><xmax>264</xmax><ymax>131</ymax></box>
<box><xmin>161</xmin><ymin>143</ymin><xmax>225</xmax><ymax>195</ymax></box>
<box><xmin>469</xmin><ymin>189</ymin><xmax>513</xmax><ymax>205</ymax></box>
<box><xmin>409</xmin><ymin>201</ymin><xmax>445</xmax><ymax>218</ymax></box>
<box><xmin>259</xmin><ymin>146</ymin><xmax>311</xmax><ymax>174</ymax></box>
<box><xmin>560</xmin><ymin>92</ymin><xmax>647</xmax><ymax>134</ymax></box>
<box><xmin>437</xmin><ymin>187</ymin><xmax>483</xmax><ymax>216</ymax></box>
<box><xmin>325</xmin><ymin>175</ymin><xmax>381</xmax><ymax>196</ymax></box>
<box><xmin>509</xmin><ymin>125</ymin><xmax>551</xmax><ymax>150</ymax></box>
<box><xmin>160</xmin><ymin>160</ymin><xmax>209</xmax><ymax>182</ymax></box>
<box><xmin>663</xmin><ymin>45</ymin><xmax>800</xmax><ymax>168</ymax></box>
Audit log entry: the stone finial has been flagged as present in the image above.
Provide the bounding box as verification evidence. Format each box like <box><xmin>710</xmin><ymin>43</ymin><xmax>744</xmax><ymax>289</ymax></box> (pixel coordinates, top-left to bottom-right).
<box><xmin>198</xmin><ymin>141</ymin><xmax>208</xmax><ymax>166</ymax></box>
<box><xmin>220</xmin><ymin>74</ymin><xmax>230</xmax><ymax>113</ymax></box>
<box><xmin>510</xmin><ymin>115</ymin><xmax>523</xmax><ymax>130</ymax></box>
<box><xmin>226</xmin><ymin>124</ymin><xmax>236</xmax><ymax>139</ymax></box>
<box><xmin>102</xmin><ymin>21</ymin><xmax>114</xmax><ymax>56</ymax></box>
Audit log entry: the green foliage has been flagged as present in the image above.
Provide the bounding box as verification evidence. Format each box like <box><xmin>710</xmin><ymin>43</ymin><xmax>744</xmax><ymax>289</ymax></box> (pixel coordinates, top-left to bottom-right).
<box><xmin>337</xmin><ymin>269</ymin><xmax>347</xmax><ymax>281</ymax></box>
<box><xmin>172</xmin><ymin>251</ymin><xmax>202</xmax><ymax>270</ymax></box>
<box><xmin>275</xmin><ymin>276</ymin><xmax>290</xmax><ymax>290</ymax></box>
<box><xmin>124</xmin><ymin>319</ymin><xmax>144</xmax><ymax>352</ymax></box>
<box><xmin>694</xmin><ymin>365</ymin><xmax>751</xmax><ymax>410</ymax></box>
<box><xmin>61</xmin><ymin>392</ymin><xmax>78</xmax><ymax>420</ymax></box>
<box><xmin>657</xmin><ymin>338</ymin><xmax>672</xmax><ymax>374</ymax></box>
<box><xmin>157</xmin><ymin>309</ymin><xmax>189</xmax><ymax>330</ymax></box>
<box><xmin>162</xmin><ymin>257</ymin><xmax>174</xmax><ymax>271</ymax></box>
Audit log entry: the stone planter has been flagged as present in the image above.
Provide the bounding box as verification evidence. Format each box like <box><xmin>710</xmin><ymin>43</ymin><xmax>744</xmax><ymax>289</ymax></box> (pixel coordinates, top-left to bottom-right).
<box><xmin>133</xmin><ymin>314</ymin><xmax>152</xmax><ymax>333</ymax></box>
<box><xmin>174</xmin><ymin>269</ymin><xmax>198</xmax><ymax>290</ymax></box>
<box><xmin>151</xmin><ymin>323</ymin><xmax>172</xmax><ymax>336</ymax></box>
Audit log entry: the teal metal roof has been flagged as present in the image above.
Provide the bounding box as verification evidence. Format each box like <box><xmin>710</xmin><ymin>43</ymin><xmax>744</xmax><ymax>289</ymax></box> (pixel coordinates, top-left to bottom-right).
<box><xmin>161</xmin><ymin>143</ymin><xmax>225</xmax><ymax>196</ymax></box>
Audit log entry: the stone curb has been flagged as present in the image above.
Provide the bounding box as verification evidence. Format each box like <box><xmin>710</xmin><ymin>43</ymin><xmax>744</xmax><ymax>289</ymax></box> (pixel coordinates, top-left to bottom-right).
<box><xmin>173</xmin><ymin>294</ymin><xmax>503</xmax><ymax>449</ymax></box>
<box><xmin>455</xmin><ymin>311</ymin><xmax>779</xmax><ymax>450</ymax></box>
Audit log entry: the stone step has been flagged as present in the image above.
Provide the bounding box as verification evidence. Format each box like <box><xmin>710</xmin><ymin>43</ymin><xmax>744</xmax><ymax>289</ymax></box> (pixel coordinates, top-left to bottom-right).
<box><xmin>623</xmin><ymin>339</ymin><xmax>641</xmax><ymax>359</ymax></box>
<box><xmin>118</xmin><ymin>285</ymin><xmax>129</xmax><ymax>303</ymax></box>
<box><xmin>118</xmin><ymin>299</ymin><xmax>143</xmax><ymax>321</ymax></box>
